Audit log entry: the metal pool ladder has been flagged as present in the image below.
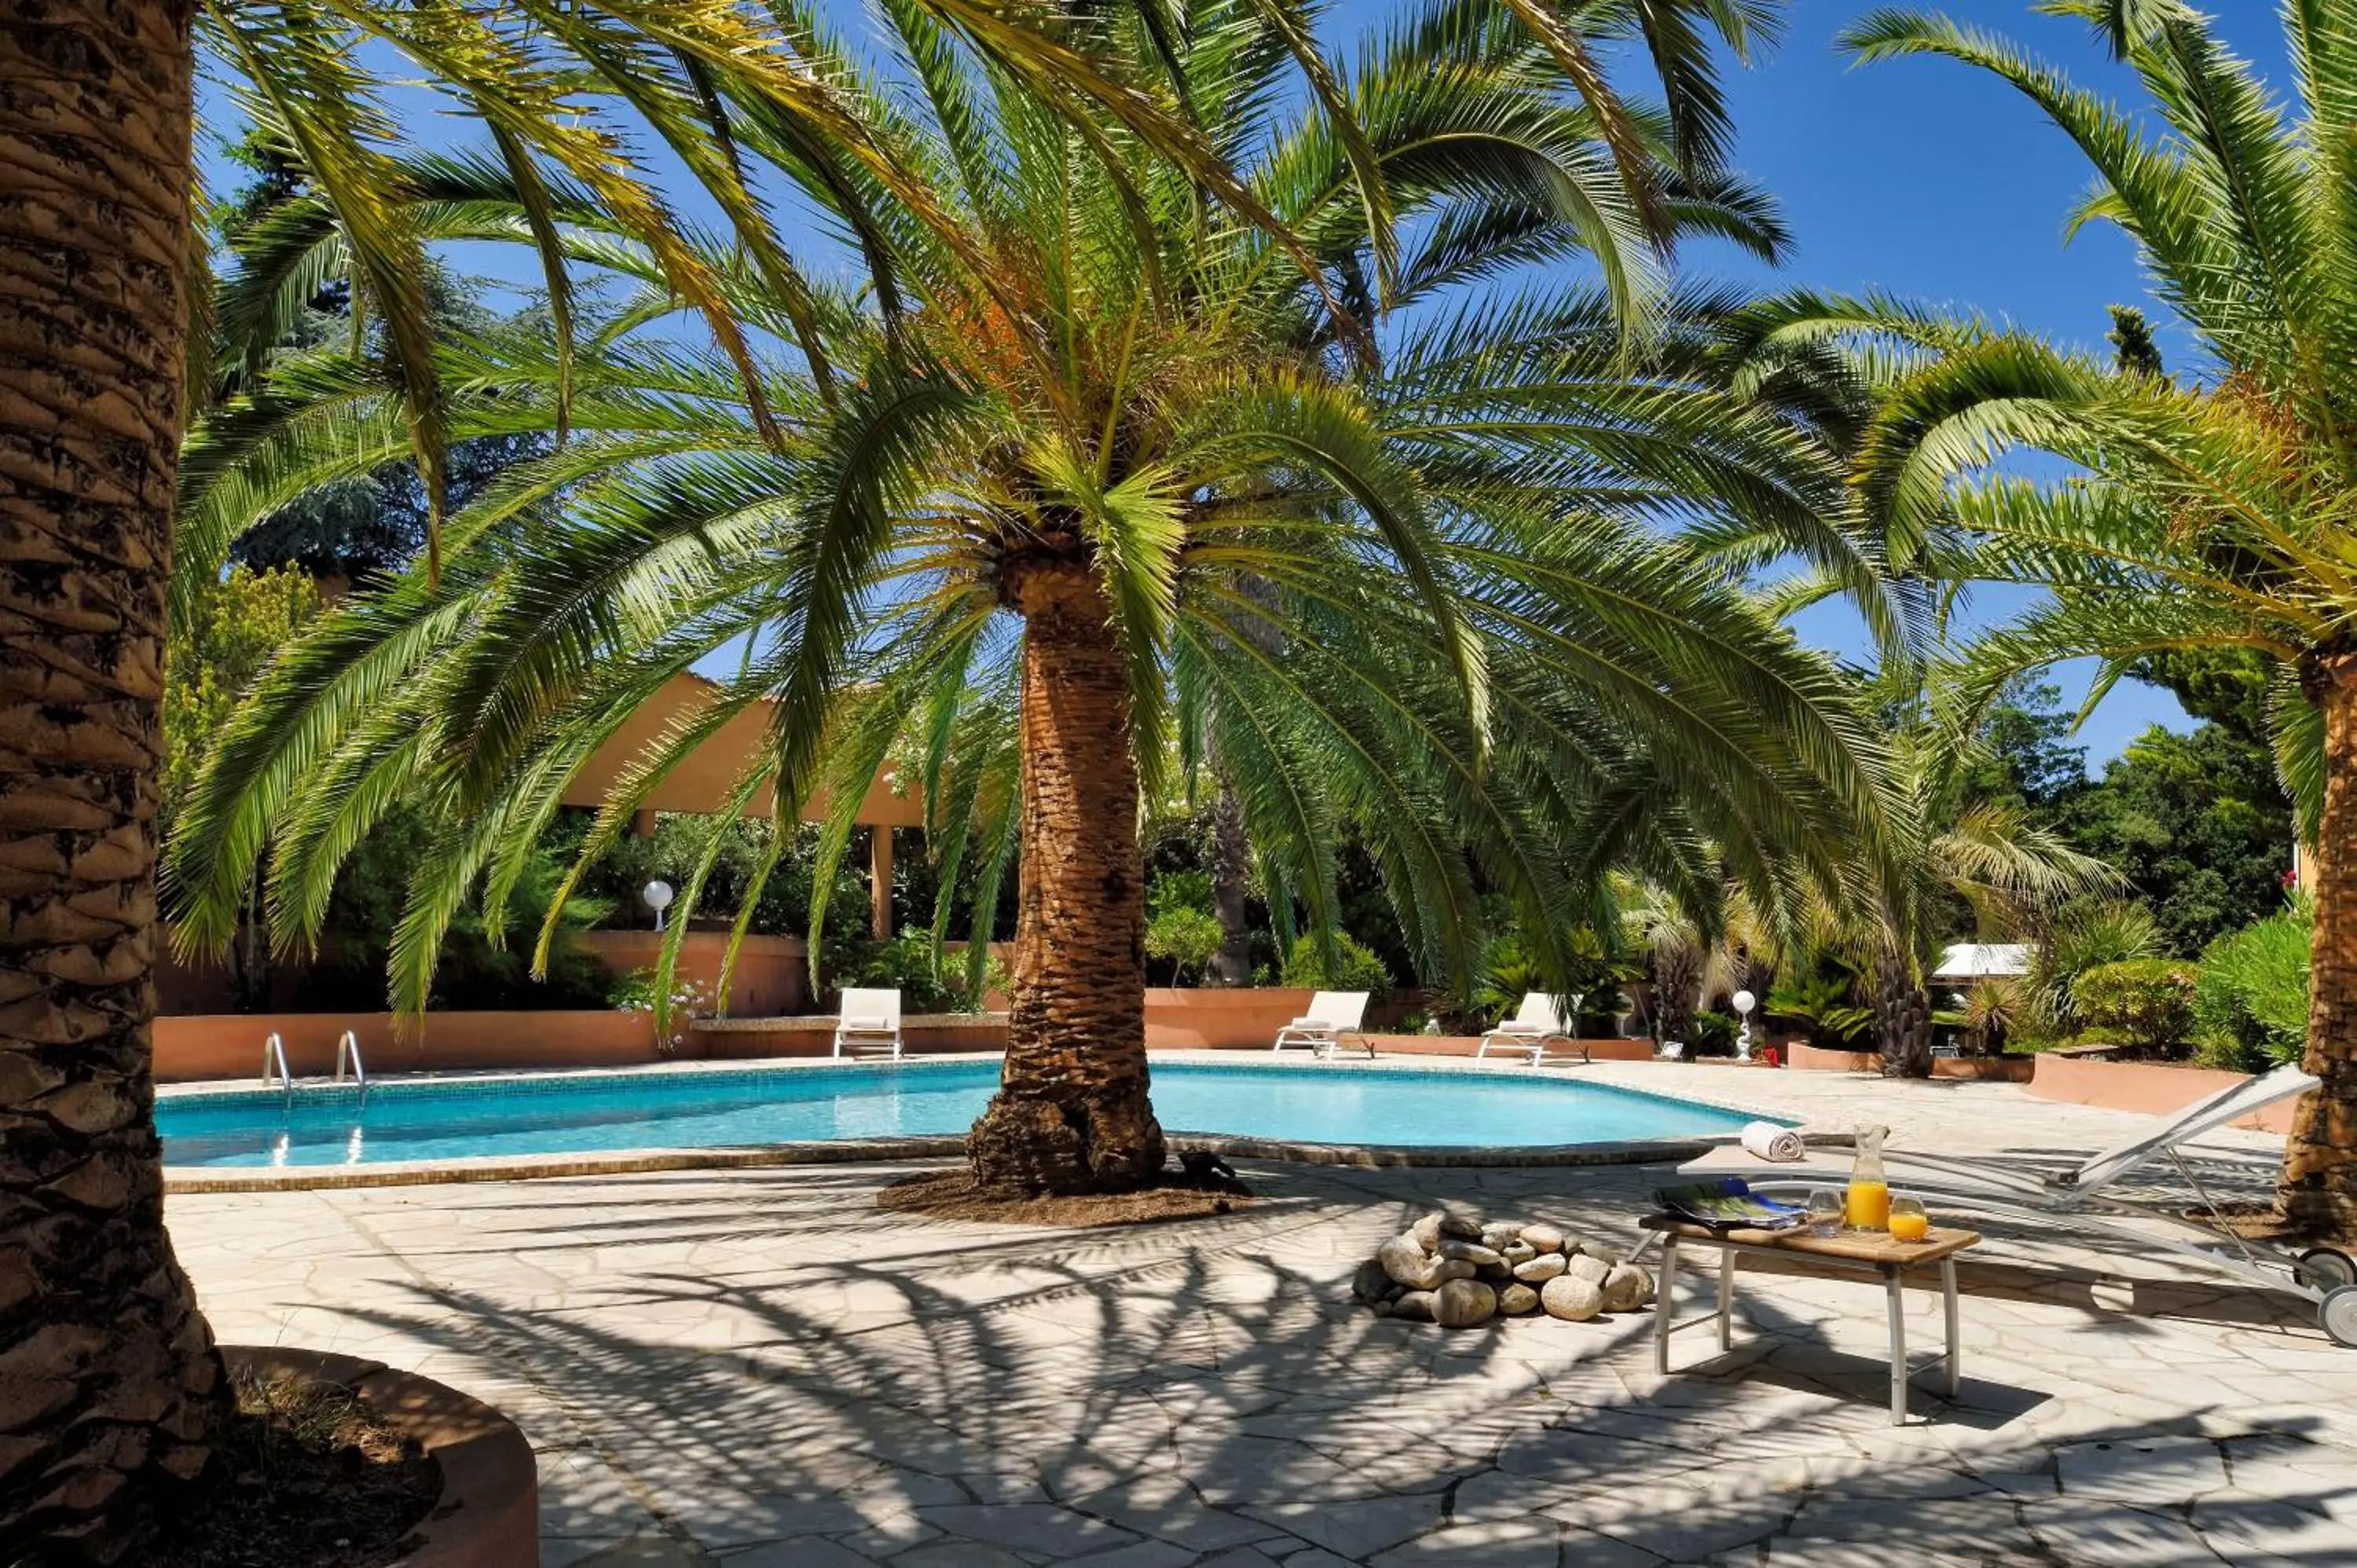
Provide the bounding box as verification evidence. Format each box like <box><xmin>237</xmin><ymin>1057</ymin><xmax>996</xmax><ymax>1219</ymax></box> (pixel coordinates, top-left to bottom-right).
<box><xmin>262</xmin><ymin>1031</ymin><xmax>294</xmax><ymax>1102</ymax></box>
<box><xmin>333</xmin><ymin>1029</ymin><xmax>367</xmax><ymax>1091</ymax></box>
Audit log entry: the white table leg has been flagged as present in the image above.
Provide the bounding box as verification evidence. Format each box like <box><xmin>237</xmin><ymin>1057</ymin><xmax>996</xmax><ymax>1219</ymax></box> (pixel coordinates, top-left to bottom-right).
<box><xmin>1717</xmin><ymin>1247</ymin><xmax>1735</xmax><ymax>1352</ymax></box>
<box><xmin>1941</xmin><ymin>1256</ymin><xmax>1962</xmax><ymax>1397</ymax></box>
<box><xmin>1886</xmin><ymin>1269</ymin><xmax>1908</xmax><ymax>1424</ymax></box>
<box><xmin>1655</xmin><ymin>1235</ymin><xmax>1679</xmax><ymax>1374</ymax></box>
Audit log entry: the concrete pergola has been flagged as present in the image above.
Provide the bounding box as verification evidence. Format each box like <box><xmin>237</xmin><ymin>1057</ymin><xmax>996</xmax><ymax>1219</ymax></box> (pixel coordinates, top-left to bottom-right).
<box><xmin>560</xmin><ymin>673</ymin><xmax>926</xmax><ymax>939</ymax></box>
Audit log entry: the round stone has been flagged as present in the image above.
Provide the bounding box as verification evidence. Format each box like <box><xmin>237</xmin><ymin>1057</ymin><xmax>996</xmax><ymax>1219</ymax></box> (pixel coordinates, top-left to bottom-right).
<box><xmin>1520</xmin><ymin>1224</ymin><xmax>1566</xmax><ymax>1254</ymax></box>
<box><xmin>1540</xmin><ymin>1275</ymin><xmax>1604</xmax><ymax>1321</ymax></box>
<box><xmin>1500</xmin><ymin>1242</ymin><xmax>1538</xmax><ymax>1266</ymax></box>
<box><xmin>1513</xmin><ymin>1252</ymin><xmax>1567</xmax><ymax>1284</ymax></box>
<box><xmin>1436</xmin><ymin>1240</ymin><xmax>1503</xmax><ymax>1266</ymax></box>
<box><xmin>1369</xmin><ymin>1297</ymin><xmax>1393</xmax><ymax>1317</ymax></box>
<box><xmin>1497</xmin><ymin>1283</ymin><xmax>1541</xmax><ymax>1316</ymax></box>
<box><xmin>1602</xmin><ymin>1263</ymin><xmax>1653</xmax><ymax>1314</ymax></box>
<box><xmin>1438</xmin><ymin>1214</ymin><xmax>1484</xmax><ymax>1240</ymax></box>
<box><xmin>1391</xmin><ymin>1290</ymin><xmax>1437</xmax><ymax>1321</ymax></box>
<box><xmin>1479</xmin><ymin>1223</ymin><xmax>1523</xmax><ymax>1251</ymax></box>
<box><xmin>1567</xmin><ymin>1254</ymin><xmax>1613</xmax><ymax>1287</ymax></box>
<box><xmin>1585</xmin><ymin>1244</ymin><xmax>1624</xmax><ymax>1268</ymax></box>
<box><xmin>1475</xmin><ymin>1262</ymin><xmax>1513</xmax><ymax>1283</ymax></box>
<box><xmin>1435</xmin><ymin>1258</ymin><xmax>1479</xmax><ymax>1283</ymax></box>
<box><xmin>1380</xmin><ymin>1234</ymin><xmax>1446</xmax><ymax>1290</ymax></box>
<box><xmin>1409</xmin><ymin>1211</ymin><xmax>1446</xmax><ymax>1252</ymax></box>
<box><xmin>1353</xmin><ymin>1259</ymin><xmax>1394</xmax><ymax>1302</ymax></box>
<box><xmin>1433</xmin><ymin>1279</ymin><xmax>1498</xmax><ymax>1328</ymax></box>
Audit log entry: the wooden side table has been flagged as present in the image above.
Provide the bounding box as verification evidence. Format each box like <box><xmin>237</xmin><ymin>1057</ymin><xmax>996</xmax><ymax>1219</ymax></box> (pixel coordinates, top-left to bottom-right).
<box><xmin>1639</xmin><ymin>1214</ymin><xmax>1982</xmax><ymax>1424</ymax></box>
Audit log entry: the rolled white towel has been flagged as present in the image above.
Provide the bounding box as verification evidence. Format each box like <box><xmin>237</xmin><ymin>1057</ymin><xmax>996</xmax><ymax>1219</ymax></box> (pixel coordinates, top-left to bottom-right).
<box><xmin>1741</xmin><ymin>1121</ymin><xmax>1804</xmax><ymax>1163</ymax></box>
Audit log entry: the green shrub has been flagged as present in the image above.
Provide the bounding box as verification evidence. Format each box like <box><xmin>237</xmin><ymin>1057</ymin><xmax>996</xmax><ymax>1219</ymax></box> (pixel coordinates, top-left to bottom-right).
<box><xmin>1688</xmin><ymin>1010</ymin><xmax>1739</xmax><ymax>1057</ymax></box>
<box><xmin>2194</xmin><ymin>907</ymin><xmax>2311</xmax><ymax>1072</ymax></box>
<box><xmin>1146</xmin><ymin>906</ymin><xmax>1225</xmax><ymax>984</ymax></box>
<box><xmin>2070</xmin><ymin>958</ymin><xmax>2201</xmax><ymax>1057</ymax></box>
<box><xmin>845</xmin><ymin>931</ymin><xmax>978</xmax><ymax>1014</ymax></box>
<box><xmin>1280</xmin><ymin>932</ymin><xmax>1392</xmax><ymax>995</ymax></box>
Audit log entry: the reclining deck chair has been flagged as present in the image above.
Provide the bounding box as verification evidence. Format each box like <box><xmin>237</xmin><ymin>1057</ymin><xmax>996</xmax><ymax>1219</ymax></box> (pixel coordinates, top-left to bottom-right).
<box><xmin>1670</xmin><ymin>1064</ymin><xmax>2357</xmax><ymax>1345</ymax></box>
<box><xmin>1271</xmin><ymin>991</ymin><xmax>1371</xmax><ymax>1058</ymax></box>
<box><xmin>1476</xmin><ymin>993</ymin><xmax>1572</xmax><ymax>1063</ymax></box>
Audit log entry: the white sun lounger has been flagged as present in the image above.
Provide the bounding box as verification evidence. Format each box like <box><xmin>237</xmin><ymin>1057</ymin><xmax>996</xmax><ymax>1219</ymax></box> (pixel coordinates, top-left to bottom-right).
<box><xmin>832</xmin><ymin>987</ymin><xmax>904</xmax><ymax>1060</ymax></box>
<box><xmin>1668</xmin><ymin>1064</ymin><xmax>2357</xmax><ymax>1345</ymax></box>
<box><xmin>1272</xmin><ymin>991</ymin><xmax>1371</xmax><ymax>1058</ymax></box>
<box><xmin>1476</xmin><ymin>993</ymin><xmax>1570</xmax><ymax>1063</ymax></box>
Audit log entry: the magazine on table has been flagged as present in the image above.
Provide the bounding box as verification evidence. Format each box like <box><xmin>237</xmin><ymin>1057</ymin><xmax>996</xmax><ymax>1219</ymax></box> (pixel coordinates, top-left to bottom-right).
<box><xmin>1653</xmin><ymin>1178</ymin><xmax>1806</xmax><ymax>1232</ymax></box>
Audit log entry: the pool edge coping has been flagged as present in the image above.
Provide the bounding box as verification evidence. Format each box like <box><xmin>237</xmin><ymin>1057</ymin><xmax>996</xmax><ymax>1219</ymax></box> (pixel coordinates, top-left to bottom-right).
<box><xmin>159</xmin><ymin>1051</ymin><xmax>1826</xmax><ymax>1192</ymax></box>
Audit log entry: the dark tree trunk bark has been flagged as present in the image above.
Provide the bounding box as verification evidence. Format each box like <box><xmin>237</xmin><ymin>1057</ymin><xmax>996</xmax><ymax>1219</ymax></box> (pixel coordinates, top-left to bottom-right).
<box><xmin>2282</xmin><ymin>652</ymin><xmax>2357</xmax><ymax>1232</ymax></box>
<box><xmin>1653</xmin><ymin>947</ymin><xmax>1698</xmax><ymax>1045</ymax></box>
<box><xmin>1877</xmin><ymin>943</ymin><xmax>1933</xmax><ymax>1078</ymax></box>
<box><xmin>0</xmin><ymin>2</ymin><xmax>228</xmax><ymax>1559</ymax></box>
<box><xmin>1206</xmin><ymin>777</ymin><xmax>1252</xmax><ymax>986</ymax></box>
<box><xmin>967</xmin><ymin>563</ymin><xmax>1165</xmax><ymax>1193</ymax></box>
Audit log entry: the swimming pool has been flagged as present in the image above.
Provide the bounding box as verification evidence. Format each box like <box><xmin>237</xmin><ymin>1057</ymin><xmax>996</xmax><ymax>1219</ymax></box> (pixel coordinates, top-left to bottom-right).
<box><xmin>156</xmin><ymin>1059</ymin><xmax>1767</xmax><ymax>1168</ymax></box>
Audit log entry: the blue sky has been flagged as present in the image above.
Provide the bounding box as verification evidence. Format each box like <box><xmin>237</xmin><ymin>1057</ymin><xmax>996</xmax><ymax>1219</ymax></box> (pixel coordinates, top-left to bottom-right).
<box><xmin>203</xmin><ymin>2</ymin><xmax>2292</xmax><ymax>767</ymax></box>
<box><xmin>1672</xmin><ymin>0</ymin><xmax>2289</xmax><ymax>762</ymax></box>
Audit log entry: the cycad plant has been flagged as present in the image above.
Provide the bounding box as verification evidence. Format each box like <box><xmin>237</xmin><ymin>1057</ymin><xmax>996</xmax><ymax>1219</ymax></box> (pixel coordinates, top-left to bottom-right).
<box><xmin>170</xmin><ymin>0</ymin><xmax>1899</xmax><ymax>1199</ymax></box>
<box><xmin>1811</xmin><ymin>2</ymin><xmax>2357</xmax><ymax>1224</ymax></box>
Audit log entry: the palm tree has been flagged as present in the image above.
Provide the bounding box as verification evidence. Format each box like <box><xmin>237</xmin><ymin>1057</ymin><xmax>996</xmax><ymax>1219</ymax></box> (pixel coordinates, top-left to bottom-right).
<box><xmin>1863</xmin><ymin>725</ymin><xmax>2121</xmax><ymax>1075</ymax></box>
<box><xmin>167</xmin><ymin>0</ymin><xmax>1901</xmax><ymax>1199</ymax></box>
<box><xmin>0</xmin><ymin>1</ymin><xmax>1303</xmax><ymax>1556</ymax></box>
<box><xmin>1813</xmin><ymin>3</ymin><xmax>2357</xmax><ymax>1223</ymax></box>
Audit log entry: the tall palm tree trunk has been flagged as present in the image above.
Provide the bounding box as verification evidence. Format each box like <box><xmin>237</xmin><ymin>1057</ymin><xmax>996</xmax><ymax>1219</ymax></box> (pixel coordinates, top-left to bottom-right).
<box><xmin>2282</xmin><ymin>651</ymin><xmax>2357</xmax><ymax>1231</ymax></box>
<box><xmin>1876</xmin><ymin>943</ymin><xmax>1932</xmax><ymax>1079</ymax></box>
<box><xmin>1206</xmin><ymin>778</ymin><xmax>1252</xmax><ymax>986</ymax></box>
<box><xmin>0</xmin><ymin>1</ymin><xmax>229</xmax><ymax>1558</ymax></box>
<box><xmin>967</xmin><ymin>562</ymin><xmax>1166</xmax><ymax>1193</ymax></box>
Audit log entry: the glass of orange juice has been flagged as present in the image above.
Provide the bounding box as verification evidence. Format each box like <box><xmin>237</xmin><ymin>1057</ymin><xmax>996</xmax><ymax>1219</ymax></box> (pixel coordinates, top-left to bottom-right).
<box><xmin>1888</xmin><ymin>1195</ymin><xmax>1930</xmax><ymax>1244</ymax></box>
<box><xmin>1846</xmin><ymin>1178</ymin><xmax>1890</xmax><ymax>1232</ymax></box>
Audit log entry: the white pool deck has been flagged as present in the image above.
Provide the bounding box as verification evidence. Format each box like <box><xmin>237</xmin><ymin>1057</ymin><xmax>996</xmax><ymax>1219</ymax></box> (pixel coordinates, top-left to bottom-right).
<box><xmin>166</xmin><ymin>1056</ymin><xmax>2357</xmax><ymax>1566</ymax></box>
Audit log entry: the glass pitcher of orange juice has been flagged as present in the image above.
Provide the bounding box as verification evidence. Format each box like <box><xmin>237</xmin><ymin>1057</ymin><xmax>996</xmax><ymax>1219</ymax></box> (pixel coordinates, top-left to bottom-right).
<box><xmin>1846</xmin><ymin>1125</ymin><xmax>1890</xmax><ymax>1232</ymax></box>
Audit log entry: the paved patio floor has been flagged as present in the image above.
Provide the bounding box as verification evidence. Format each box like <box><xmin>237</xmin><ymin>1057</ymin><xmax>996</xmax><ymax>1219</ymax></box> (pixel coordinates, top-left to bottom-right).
<box><xmin>167</xmin><ymin>1062</ymin><xmax>2357</xmax><ymax>1566</ymax></box>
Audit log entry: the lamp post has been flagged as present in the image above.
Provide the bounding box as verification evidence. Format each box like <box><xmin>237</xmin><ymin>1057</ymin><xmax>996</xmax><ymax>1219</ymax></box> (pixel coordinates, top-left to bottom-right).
<box><xmin>643</xmin><ymin>879</ymin><xmax>675</xmax><ymax>932</ymax></box>
<box><xmin>1732</xmin><ymin>989</ymin><xmax>1757</xmax><ymax>1062</ymax></box>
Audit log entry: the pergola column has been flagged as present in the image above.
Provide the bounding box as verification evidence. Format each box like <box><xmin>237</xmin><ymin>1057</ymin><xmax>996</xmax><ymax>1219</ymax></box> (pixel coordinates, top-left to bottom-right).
<box><xmin>870</xmin><ymin>827</ymin><xmax>893</xmax><ymax>940</ymax></box>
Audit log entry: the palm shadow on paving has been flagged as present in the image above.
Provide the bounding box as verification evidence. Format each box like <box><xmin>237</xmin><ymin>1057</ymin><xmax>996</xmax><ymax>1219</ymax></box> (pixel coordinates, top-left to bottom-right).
<box><xmin>276</xmin><ymin>1156</ymin><xmax>2357</xmax><ymax>1564</ymax></box>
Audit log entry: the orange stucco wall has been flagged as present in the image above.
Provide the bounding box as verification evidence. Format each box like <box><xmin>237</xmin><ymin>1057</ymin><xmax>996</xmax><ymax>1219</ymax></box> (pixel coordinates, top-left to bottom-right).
<box><xmin>577</xmin><ymin>930</ymin><xmax>810</xmax><ymax>1017</ymax></box>
<box><xmin>154</xmin><ymin>1011</ymin><xmax>659</xmax><ymax>1083</ymax></box>
<box><xmin>562</xmin><ymin>672</ymin><xmax>926</xmax><ymax>825</ymax></box>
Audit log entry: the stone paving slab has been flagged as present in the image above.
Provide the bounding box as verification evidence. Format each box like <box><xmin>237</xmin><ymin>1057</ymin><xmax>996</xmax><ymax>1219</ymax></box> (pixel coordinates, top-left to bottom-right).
<box><xmin>165</xmin><ymin>1063</ymin><xmax>2354</xmax><ymax>1565</ymax></box>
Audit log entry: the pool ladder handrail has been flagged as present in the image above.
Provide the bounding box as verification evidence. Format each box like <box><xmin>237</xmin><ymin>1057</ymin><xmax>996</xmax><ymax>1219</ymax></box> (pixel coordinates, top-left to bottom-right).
<box><xmin>333</xmin><ymin>1029</ymin><xmax>367</xmax><ymax>1091</ymax></box>
<box><xmin>262</xmin><ymin>1031</ymin><xmax>293</xmax><ymax>1102</ymax></box>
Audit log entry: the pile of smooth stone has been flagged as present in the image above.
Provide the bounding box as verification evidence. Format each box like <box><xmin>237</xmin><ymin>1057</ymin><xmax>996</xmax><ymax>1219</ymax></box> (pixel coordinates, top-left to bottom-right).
<box><xmin>1352</xmin><ymin>1211</ymin><xmax>1656</xmax><ymax>1328</ymax></box>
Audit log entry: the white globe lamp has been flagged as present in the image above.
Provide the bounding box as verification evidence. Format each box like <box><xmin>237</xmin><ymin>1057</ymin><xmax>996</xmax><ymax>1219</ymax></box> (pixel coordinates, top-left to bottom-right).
<box><xmin>643</xmin><ymin>878</ymin><xmax>676</xmax><ymax>932</ymax></box>
<box><xmin>1732</xmin><ymin>988</ymin><xmax>1758</xmax><ymax>1061</ymax></box>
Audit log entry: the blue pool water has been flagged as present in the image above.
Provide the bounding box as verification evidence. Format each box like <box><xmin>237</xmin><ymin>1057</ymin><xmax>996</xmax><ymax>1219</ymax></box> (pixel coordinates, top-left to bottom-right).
<box><xmin>156</xmin><ymin>1061</ymin><xmax>1765</xmax><ymax>1167</ymax></box>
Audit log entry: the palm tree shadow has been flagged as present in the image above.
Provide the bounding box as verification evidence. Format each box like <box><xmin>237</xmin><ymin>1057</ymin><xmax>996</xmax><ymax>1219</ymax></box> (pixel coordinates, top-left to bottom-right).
<box><xmin>302</xmin><ymin>1159</ymin><xmax>2347</xmax><ymax>1563</ymax></box>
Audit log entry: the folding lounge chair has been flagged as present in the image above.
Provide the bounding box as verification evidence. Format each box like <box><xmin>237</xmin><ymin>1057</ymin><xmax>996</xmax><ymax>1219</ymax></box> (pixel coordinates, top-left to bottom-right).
<box><xmin>1668</xmin><ymin>1063</ymin><xmax>2357</xmax><ymax>1346</ymax></box>
<box><xmin>833</xmin><ymin>987</ymin><xmax>904</xmax><ymax>1060</ymax></box>
<box><xmin>1272</xmin><ymin>991</ymin><xmax>1371</xmax><ymax>1058</ymax></box>
<box><xmin>1476</xmin><ymin>993</ymin><xmax>1571</xmax><ymax>1063</ymax></box>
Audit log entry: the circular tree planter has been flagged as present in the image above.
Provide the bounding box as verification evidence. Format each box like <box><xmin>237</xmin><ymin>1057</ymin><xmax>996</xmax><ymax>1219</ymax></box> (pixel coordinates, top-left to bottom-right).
<box><xmin>224</xmin><ymin>1346</ymin><xmax>539</xmax><ymax>1567</ymax></box>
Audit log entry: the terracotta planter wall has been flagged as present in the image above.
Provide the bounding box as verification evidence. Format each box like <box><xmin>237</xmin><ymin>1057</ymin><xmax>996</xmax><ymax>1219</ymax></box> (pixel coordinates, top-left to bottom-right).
<box><xmin>224</xmin><ymin>1346</ymin><xmax>537</xmax><ymax>1567</ymax></box>
<box><xmin>689</xmin><ymin>1014</ymin><xmax>1009</xmax><ymax>1057</ymax></box>
<box><xmin>1344</xmin><ymin>1033</ymin><xmax>1656</xmax><ymax>1062</ymax></box>
<box><xmin>1785</xmin><ymin>1042</ymin><xmax>1884</xmax><ymax>1074</ymax></box>
<box><xmin>2028</xmin><ymin>1053</ymin><xmax>2299</xmax><ymax>1134</ymax></box>
<box><xmin>155</xmin><ymin>1011</ymin><xmax>659</xmax><ymax>1083</ymax></box>
<box><xmin>1142</xmin><ymin>987</ymin><xmax>1317</xmax><ymax>1049</ymax></box>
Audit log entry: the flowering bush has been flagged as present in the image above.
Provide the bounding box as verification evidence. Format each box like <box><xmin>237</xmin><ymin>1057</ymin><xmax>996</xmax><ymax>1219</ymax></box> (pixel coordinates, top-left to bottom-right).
<box><xmin>611</xmin><ymin>969</ymin><xmax>717</xmax><ymax>1054</ymax></box>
